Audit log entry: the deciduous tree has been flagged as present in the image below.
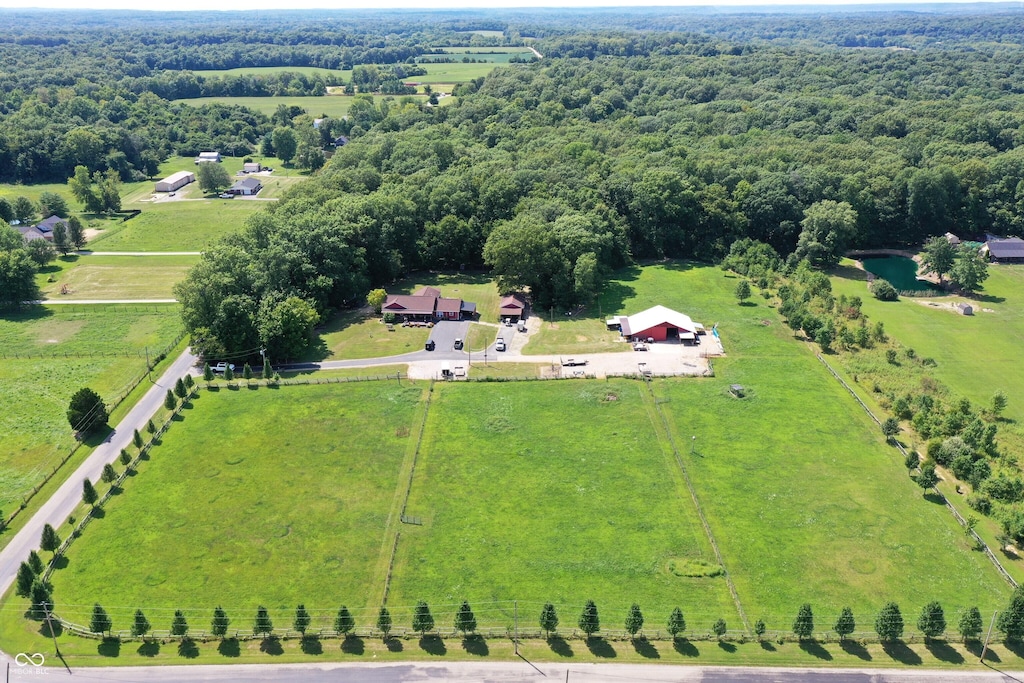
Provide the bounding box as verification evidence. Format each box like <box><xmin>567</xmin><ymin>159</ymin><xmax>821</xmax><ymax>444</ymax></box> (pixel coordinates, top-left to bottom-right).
<box><xmin>712</xmin><ymin>618</ymin><xmax>727</xmax><ymax>638</ymax></box>
<box><xmin>67</xmin><ymin>387</ymin><xmax>108</xmax><ymax>433</ymax></box>
<box><xmin>272</xmin><ymin>127</ymin><xmax>297</xmax><ymax>164</ymax></box>
<box><xmin>197</xmin><ymin>162</ymin><xmax>232</xmax><ymax>194</ymax></box>
<box><xmin>68</xmin><ymin>216</ymin><xmax>85</xmax><ymax>249</ymax></box>
<box><xmin>920</xmin><ymin>237</ymin><xmax>956</xmax><ymax>286</ymax></box>
<box><xmin>950</xmin><ymin>245</ymin><xmax>989</xmax><ymax>293</ymax></box>
<box><xmin>998</xmin><ymin>586</ymin><xmax>1024</xmax><ymax>641</ymax></box>
<box><xmin>367</xmin><ymin>288</ymin><xmax>387</xmax><ymax>313</ymax></box>
<box><xmin>735</xmin><ymin>279</ymin><xmax>751</xmax><ymax>303</ymax></box>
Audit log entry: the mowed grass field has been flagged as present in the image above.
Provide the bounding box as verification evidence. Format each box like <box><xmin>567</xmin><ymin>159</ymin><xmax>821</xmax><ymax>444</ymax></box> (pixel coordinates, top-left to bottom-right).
<box><xmin>0</xmin><ymin>305</ymin><xmax>182</xmax><ymax>512</ymax></box>
<box><xmin>86</xmin><ymin>201</ymin><xmax>264</xmax><ymax>252</ymax></box>
<box><xmin>46</xmin><ymin>382</ymin><xmax>423</xmax><ymax>631</ymax></box>
<box><xmin>35</xmin><ymin>255</ymin><xmax>198</xmax><ymax>300</ymax></box>
<box><xmin>389</xmin><ymin>379</ymin><xmax>737</xmax><ymax>630</ymax></box>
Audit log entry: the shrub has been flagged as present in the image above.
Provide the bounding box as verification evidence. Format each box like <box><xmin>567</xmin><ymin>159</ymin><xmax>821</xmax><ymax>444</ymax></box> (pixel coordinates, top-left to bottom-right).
<box><xmin>870</xmin><ymin>279</ymin><xmax>899</xmax><ymax>301</ymax></box>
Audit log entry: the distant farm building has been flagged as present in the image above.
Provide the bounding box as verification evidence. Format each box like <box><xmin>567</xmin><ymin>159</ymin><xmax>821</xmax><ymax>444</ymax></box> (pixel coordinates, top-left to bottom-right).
<box><xmin>945</xmin><ymin>232</ymin><xmax>961</xmax><ymax>246</ymax></box>
<box><xmin>228</xmin><ymin>177</ymin><xmax>262</xmax><ymax>196</ymax></box>
<box><xmin>242</xmin><ymin>162</ymin><xmax>262</xmax><ymax>174</ymax></box>
<box><xmin>982</xmin><ymin>237</ymin><xmax>1024</xmax><ymax>263</ymax></box>
<box><xmin>383</xmin><ymin>286</ymin><xmax>476</xmax><ymax>322</ymax></box>
<box><xmin>194</xmin><ymin>151</ymin><xmax>221</xmax><ymax>164</ymax></box>
<box><xmin>20</xmin><ymin>215</ymin><xmax>67</xmax><ymax>242</ymax></box>
<box><xmin>499</xmin><ymin>294</ymin><xmax>527</xmax><ymax>321</ymax></box>
<box><xmin>608</xmin><ymin>305</ymin><xmax>705</xmax><ymax>343</ymax></box>
<box><xmin>155</xmin><ymin>170</ymin><xmax>195</xmax><ymax>193</ymax></box>
<box><xmin>955</xmin><ymin>302</ymin><xmax>974</xmax><ymax>316</ymax></box>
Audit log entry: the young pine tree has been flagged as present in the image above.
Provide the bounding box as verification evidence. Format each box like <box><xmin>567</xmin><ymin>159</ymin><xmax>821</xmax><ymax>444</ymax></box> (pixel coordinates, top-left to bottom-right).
<box><xmin>203</xmin><ymin>363</ymin><xmax>214</xmax><ymax>383</ymax></box>
<box><xmin>454</xmin><ymin>600</ymin><xmax>477</xmax><ymax>636</ymax></box>
<box><xmin>293</xmin><ymin>604</ymin><xmax>311</xmax><ymax>635</ymax></box>
<box><xmin>917</xmin><ymin>601</ymin><xmax>946</xmax><ymax>641</ymax></box>
<box><xmin>334</xmin><ymin>606</ymin><xmax>355</xmax><ymax>638</ymax></box>
<box><xmin>539</xmin><ymin>603</ymin><xmax>559</xmax><ymax>639</ymax></box>
<box><xmin>174</xmin><ymin>377</ymin><xmax>188</xmax><ymax>399</ymax></box>
<box><xmin>959</xmin><ymin>607</ymin><xmax>983</xmax><ymax>642</ymax></box>
<box><xmin>119</xmin><ymin>448</ymin><xmax>131</xmax><ymax>466</ymax></box>
<box><xmin>16</xmin><ymin>562</ymin><xmax>35</xmax><ymax>598</ymax></box>
<box><xmin>101</xmin><ymin>462</ymin><xmax>117</xmax><ymax>484</ymax></box>
<box><xmin>376</xmin><ymin>606</ymin><xmax>392</xmax><ymax>639</ymax></box>
<box><xmin>625</xmin><ymin>604</ymin><xmax>644</xmax><ymax>638</ymax></box>
<box><xmin>211</xmin><ymin>606</ymin><xmax>230</xmax><ymax>638</ymax></box>
<box><xmin>875</xmin><ymin>602</ymin><xmax>904</xmax><ymax>642</ymax></box>
<box><xmin>132</xmin><ymin>609</ymin><xmax>151</xmax><ymax>639</ymax></box>
<box><xmin>793</xmin><ymin>603</ymin><xmax>814</xmax><ymax>640</ymax></box>
<box><xmin>667</xmin><ymin>607</ymin><xmax>686</xmax><ymax>639</ymax></box>
<box><xmin>27</xmin><ymin>550</ymin><xmax>44</xmax><ymax>575</ymax></box>
<box><xmin>243</xmin><ymin>363</ymin><xmax>253</xmax><ymax>382</ymax></box>
<box><xmin>712</xmin><ymin>618</ymin><xmax>727</xmax><ymax>639</ymax></box>
<box><xmin>412</xmin><ymin>601</ymin><xmax>435</xmax><ymax>635</ymax></box>
<box><xmin>164</xmin><ymin>389</ymin><xmax>176</xmax><ymax>410</ymax></box>
<box><xmin>578</xmin><ymin>600</ymin><xmax>600</xmax><ymax>638</ymax></box>
<box><xmin>254</xmin><ymin>606</ymin><xmax>274</xmax><ymax>638</ymax></box>
<box><xmin>133</xmin><ymin>429</ymin><xmax>143</xmax><ymax>449</ymax></box>
<box><xmin>90</xmin><ymin>604</ymin><xmax>112</xmax><ymax>635</ymax></box>
<box><xmin>754</xmin><ymin>618</ymin><xmax>767</xmax><ymax>640</ymax></box>
<box><xmin>171</xmin><ymin>610</ymin><xmax>189</xmax><ymax>638</ymax></box>
<box><xmin>82</xmin><ymin>478</ymin><xmax>98</xmax><ymax>508</ymax></box>
<box><xmin>834</xmin><ymin>607</ymin><xmax>856</xmax><ymax>641</ymax></box>
<box><xmin>29</xmin><ymin>581</ymin><xmax>53</xmax><ymax>619</ymax></box>
<box><xmin>40</xmin><ymin>523</ymin><xmax>60</xmax><ymax>555</ymax></box>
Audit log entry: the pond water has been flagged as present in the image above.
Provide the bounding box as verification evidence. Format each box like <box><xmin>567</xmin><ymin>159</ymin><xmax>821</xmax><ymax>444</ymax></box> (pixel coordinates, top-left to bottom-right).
<box><xmin>861</xmin><ymin>256</ymin><xmax>942</xmax><ymax>293</ymax></box>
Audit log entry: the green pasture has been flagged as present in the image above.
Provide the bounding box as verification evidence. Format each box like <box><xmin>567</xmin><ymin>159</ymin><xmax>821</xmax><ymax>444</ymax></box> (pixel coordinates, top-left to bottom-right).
<box><xmin>86</xmin><ymin>201</ymin><xmax>263</xmax><ymax>252</ymax></box>
<box><xmin>46</xmin><ymin>382</ymin><xmax>422</xmax><ymax>631</ymax></box>
<box><xmin>0</xmin><ymin>305</ymin><xmax>182</xmax><ymax>513</ymax></box>
<box><xmin>189</xmin><ymin>65</ymin><xmax>347</xmax><ymax>79</ymax></box>
<box><xmin>174</xmin><ymin>95</ymin><xmax>426</xmax><ymax>118</ymax></box>
<box><xmin>432</xmin><ymin>47</ymin><xmax>534</xmax><ymax>62</ymax></box>
<box><xmin>831</xmin><ymin>261</ymin><xmax>1024</xmax><ymax>451</ymax></box>
<box><xmin>35</xmin><ymin>255</ymin><xmax>198</xmax><ymax>300</ymax></box>
<box><xmin>390</xmin><ymin>379</ymin><xmax>736</xmax><ymax>628</ymax></box>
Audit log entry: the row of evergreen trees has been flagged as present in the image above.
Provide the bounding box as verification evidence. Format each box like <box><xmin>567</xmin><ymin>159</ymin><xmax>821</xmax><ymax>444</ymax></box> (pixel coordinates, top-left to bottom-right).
<box><xmin>71</xmin><ymin>598</ymin><xmax>1008</xmax><ymax>643</ymax></box>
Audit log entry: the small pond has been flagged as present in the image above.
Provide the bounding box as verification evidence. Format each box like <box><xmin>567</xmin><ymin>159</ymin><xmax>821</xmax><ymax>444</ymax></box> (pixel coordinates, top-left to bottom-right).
<box><xmin>861</xmin><ymin>256</ymin><xmax>942</xmax><ymax>293</ymax></box>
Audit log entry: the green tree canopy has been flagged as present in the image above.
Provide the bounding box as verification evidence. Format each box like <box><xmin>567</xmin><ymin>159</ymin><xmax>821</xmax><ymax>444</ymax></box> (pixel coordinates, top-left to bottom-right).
<box><xmin>834</xmin><ymin>607</ymin><xmax>856</xmax><ymax>641</ymax></box>
<box><xmin>625</xmin><ymin>604</ymin><xmax>644</xmax><ymax>638</ymax></box>
<box><xmin>667</xmin><ymin>607</ymin><xmax>686</xmax><ymax>639</ymax></box>
<box><xmin>917</xmin><ymin>601</ymin><xmax>946</xmax><ymax>640</ymax></box>
<box><xmin>875</xmin><ymin>602</ymin><xmax>904</xmax><ymax>642</ymax></box>
<box><xmin>578</xmin><ymin>600</ymin><xmax>600</xmax><ymax>638</ymax></box>
<box><xmin>794</xmin><ymin>200</ymin><xmax>857</xmax><ymax>268</ymax></box>
<box><xmin>132</xmin><ymin>609</ymin><xmax>151</xmax><ymax>638</ymax></box>
<box><xmin>412</xmin><ymin>600</ymin><xmax>435</xmax><ymax>635</ymax></box>
<box><xmin>67</xmin><ymin>387</ymin><xmax>108</xmax><ymax>433</ymax></box>
<box><xmin>920</xmin><ymin>237</ymin><xmax>957</xmax><ymax>285</ymax></box>
<box><xmin>197</xmin><ymin>162</ymin><xmax>232</xmax><ymax>194</ymax></box>
<box><xmin>540</xmin><ymin>603</ymin><xmax>559</xmax><ymax>638</ymax></box>
<box><xmin>454</xmin><ymin>600</ymin><xmax>477</xmax><ymax>636</ymax></box>
<box><xmin>793</xmin><ymin>603</ymin><xmax>814</xmax><ymax>640</ymax></box>
<box><xmin>90</xmin><ymin>604</ymin><xmax>113</xmax><ymax>635</ymax></box>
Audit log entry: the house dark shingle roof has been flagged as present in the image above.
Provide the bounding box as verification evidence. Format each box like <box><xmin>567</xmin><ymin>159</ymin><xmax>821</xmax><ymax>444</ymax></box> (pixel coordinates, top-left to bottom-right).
<box><xmin>988</xmin><ymin>237</ymin><xmax>1024</xmax><ymax>260</ymax></box>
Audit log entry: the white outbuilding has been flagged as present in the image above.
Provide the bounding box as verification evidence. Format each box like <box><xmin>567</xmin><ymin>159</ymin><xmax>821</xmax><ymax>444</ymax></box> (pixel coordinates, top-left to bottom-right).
<box><xmin>155</xmin><ymin>171</ymin><xmax>195</xmax><ymax>193</ymax></box>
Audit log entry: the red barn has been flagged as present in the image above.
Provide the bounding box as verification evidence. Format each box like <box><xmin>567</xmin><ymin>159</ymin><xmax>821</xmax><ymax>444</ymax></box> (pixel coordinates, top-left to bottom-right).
<box><xmin>616</xmin><ymin>305</ymin><xmax>703</xmax><ymax>342</ymax></box>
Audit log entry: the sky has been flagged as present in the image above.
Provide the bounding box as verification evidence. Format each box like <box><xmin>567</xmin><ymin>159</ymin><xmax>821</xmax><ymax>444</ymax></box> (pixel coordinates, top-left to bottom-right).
<box><xmin>0</xmin><ymin>0</ymin><xmax>1009</xmax><ymax>8</ymax></box>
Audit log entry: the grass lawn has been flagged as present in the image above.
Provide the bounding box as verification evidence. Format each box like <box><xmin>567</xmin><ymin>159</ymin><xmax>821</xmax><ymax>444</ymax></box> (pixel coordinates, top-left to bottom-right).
<box><xmin>86</xmin><ymin>201</ymin><xmax>263</xmax><ymax>252</ymax></box>
<box><xmin>43</xmin><ymin>382</ymin><xmax>422</xmax><ymax>633</ymax></box>
<box><xmin>310</xmin><ymin>310</ymin><xmax>430</xmax><ymax>361</ymax></box>
<box><xmin>35</xmin><ymin>255</ymin><xmax>198</xmax><ymax>300</ymax></box>
<box><xmin>0</xmin><ymin>305</ymin><xmax>182</xmax><ymax>513</ymax></box>
<box><xmin>465</xmin><ymin>322</ymin><xmax>497</xmax><ymax>351</ymax></box>
<box><xmin>389</xmin><ymin>379</ymin><xmax>736</xmax><ymax>630</ymax></box>
<box><xmin>174</xmin><ymin>95</ymin><xmax>426</xmax><ymax>118</ymax></box>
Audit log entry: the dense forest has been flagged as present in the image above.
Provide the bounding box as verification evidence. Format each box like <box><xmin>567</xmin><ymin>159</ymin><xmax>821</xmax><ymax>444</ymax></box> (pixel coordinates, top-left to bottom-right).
<box><xmin>178</xmin><ymin>20</ymin><xmax>1024</xmax><ymax>357</ymax></box>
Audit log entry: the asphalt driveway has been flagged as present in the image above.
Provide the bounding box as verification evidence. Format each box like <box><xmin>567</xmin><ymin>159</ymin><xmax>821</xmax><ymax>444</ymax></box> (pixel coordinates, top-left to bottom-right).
<box><xmin>427</xmin><ymin>320</ymin><xmax>471</xmax><ymax>353</ymax></box>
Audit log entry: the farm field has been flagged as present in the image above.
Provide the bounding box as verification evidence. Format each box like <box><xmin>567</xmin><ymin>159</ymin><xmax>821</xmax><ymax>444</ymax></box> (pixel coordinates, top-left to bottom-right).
<box><xmin>431</xmin><ymin>47</ymin><xmax>535</xmax><ymax>62</ymax></box>
<box><xmin>35</xmin><ymin>254</ymin><xmax>198</xmax><ymax>300</ymax></box>
<box><xmin>1</xmin><ymin>262</ymin><xmax>1017</xmax><ymax>665</ymax></box>
<box><xmin>189</xmin><ymin>65</ymin><xmax>347</xmax><ymax>78</ymax></box>
<box><xmin>389</xmin><ymin>379</ymin><xmax>737</xmax><ymax>629</ymax></box>
<box><xmin>44</xmin><ymin>382</ymin><xmax>423</xmax><ymax>631</ymax></box>
<box><xmin>0</xmin><ymin>305</ymin><xmax>183</xmax><ymax>513</ymax></box>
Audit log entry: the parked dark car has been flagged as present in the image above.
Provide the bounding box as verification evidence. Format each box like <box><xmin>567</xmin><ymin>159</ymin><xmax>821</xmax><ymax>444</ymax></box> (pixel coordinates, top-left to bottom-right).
<box><xmin>425</xmin><ymin>340</ymin><xmax>435</xmax><ymax>351</ymax></box>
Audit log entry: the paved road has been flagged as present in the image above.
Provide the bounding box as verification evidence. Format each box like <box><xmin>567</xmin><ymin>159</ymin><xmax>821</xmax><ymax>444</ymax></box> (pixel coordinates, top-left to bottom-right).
<box><xmin>4</xmin><ymin>660</ymin><xmax>1023</xmax><ymax>682</ymax></box>
<box><xmin>0</xmin><ymin>349</ymin><xmax>198</xmax><ymax>605</ymax></box>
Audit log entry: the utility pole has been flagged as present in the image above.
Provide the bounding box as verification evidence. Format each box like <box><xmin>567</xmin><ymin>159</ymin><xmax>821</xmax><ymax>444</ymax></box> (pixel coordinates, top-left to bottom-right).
<box><xmin>42</xmin><ymin>601</ymin><xmax>62</xmax><ymax>659</ymax></box>
<box><xmin>981</xmin><ymin>610</ymin><xmax>998</xmax><ymax>663</ymax></box>
<box><xmin>145</xmin><ymin>346</ymin><xmax>152</xmax><ymax>382</ymax></box>
<box><xmin>691</xmin><ymin>435</ymin><xmax>696</xmax><ymax>455</ymax></box>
